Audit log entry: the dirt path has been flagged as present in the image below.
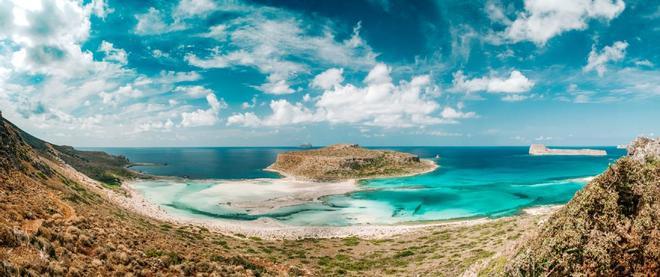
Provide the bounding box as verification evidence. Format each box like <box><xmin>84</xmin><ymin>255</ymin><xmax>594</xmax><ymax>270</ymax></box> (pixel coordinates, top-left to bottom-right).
<box><xmin>49</xmin><ymin>192</ymin><xmax>77</xmax><ymax>221</ymax></box>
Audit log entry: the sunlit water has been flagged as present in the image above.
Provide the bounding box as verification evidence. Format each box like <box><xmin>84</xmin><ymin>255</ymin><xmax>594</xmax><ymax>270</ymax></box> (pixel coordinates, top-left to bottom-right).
<box><xmin>90</xmin><ymin>146</ymin><xmax>624</xmax><ymax>226</ymax></box>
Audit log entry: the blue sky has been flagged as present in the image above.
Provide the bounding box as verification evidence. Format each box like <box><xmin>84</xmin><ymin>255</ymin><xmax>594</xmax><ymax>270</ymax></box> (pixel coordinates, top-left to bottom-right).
<box><xmin>0</xmin><ymin>0</ymin><xmax>658</xmax><ymax>146</ymax></box>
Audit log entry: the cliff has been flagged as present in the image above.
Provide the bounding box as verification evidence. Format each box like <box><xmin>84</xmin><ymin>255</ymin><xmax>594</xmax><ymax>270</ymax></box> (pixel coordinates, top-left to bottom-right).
<box><xmin>506</xmin><ymin>137</ymin><xmax>660</xmax><ymax>275</ymax></box>
<box><xmin>529</xmin><ymin>144</ymin><xmax>607</xmax><ymax>156</ymax></box>
<box><xmin>268</xmin><ymin>144</ymin><xmax>436</xmax><ymax>181</ymax></box>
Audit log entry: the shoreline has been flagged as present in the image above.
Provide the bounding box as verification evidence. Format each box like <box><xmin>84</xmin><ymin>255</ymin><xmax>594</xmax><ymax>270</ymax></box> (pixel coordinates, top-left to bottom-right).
<box><xmin>63</xmin><ymin>157</ymin><xmax>556</xmax><ymax>240</ymax></box>
<box><xmin>114</xmin><ymin>180</ymin><xmax>497</xmax><ymax>239</ymax></box>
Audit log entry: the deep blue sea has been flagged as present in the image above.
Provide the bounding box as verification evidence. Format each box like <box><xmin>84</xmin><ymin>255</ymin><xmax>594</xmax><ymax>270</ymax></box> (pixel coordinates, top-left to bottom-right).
<box><xmin>88</xmin><ymin>146</ymin><xmax>625</xmax><ymax>226</ymax></box>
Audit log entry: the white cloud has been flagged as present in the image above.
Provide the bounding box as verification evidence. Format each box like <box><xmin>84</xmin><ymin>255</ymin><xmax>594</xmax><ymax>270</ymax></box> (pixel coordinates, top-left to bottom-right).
<box><xmin>89</xmin><ymin>0</ymin><xmax>114</xmax><ymax>19</ymax></box>
<box><xmin>312</xmin><ymin>68</ymin><xmax>344</xmax><ymax>90</ymax></box>
<box><xmin>179</xmin><ymin>93</ymin><xmax>226</xmax><ymax>127</ymax></box>
<box><xmin>135</xmin><ymin>7</ymin><xmax>184</xmax><ymax>35</ymax></box>
<box><xmin>174</xmin><ymin>0</ymin><xmax>216</xmax><ymax>19</ymax></box>
<box><xmin>173</xmin><ymin>85</ymin><xmax>213</xmax><ymax>98</ymax></box>
<box><xmin>583</xmin><ymin>41</ymin><xmax>628</xmax><ymax>76</ymax></box>
<box><xmin>502</xmin><ymin>94</ymin><xmax>529</xmax><ymax>102</ymax></box>
<box><xmin>180</xmin><ymin>109</ymin><xmax>220</xmax><ymax>127</ymax></box>
<box><xmin>440</xmin><ymin>107</ymin><xmax>477</xmax><ymax>119</ymax></box>
<box><xmin>228</xmin><ymin>63</ymin><xmax>466</xmax><ymax>128</ymax></box>
<box><xmin>99</xmin><ymin>84</ymin><xmax>143</xmax><ymax>106</ymax></box>
<box><xmin>452</xmin><ymin>70</ymin><xmax>535</xmax><ymax>97</ymax></box>
<box><xmin>634</xmin><ymin>59</ymin><xmax>654</xmax><ymax>67</ymax></box>
<box><xmin>241</xmin><ymin>96</ymin><xmax>257</xmax><ymax>109</ymax></box>
<box><xmin>493</xmin><ymin>0</ymin><xmax>625</xmax><ymax>45</ymax></box>
<box><xmin>99</xmin><ymin>40</ymin><xmax>128</xmax><ymax>65</ymax></box>
<box><xmin>186</xmin><ymin>13</ymin><xmax>377</xmax><ymax>95</ymax></box>
<box><xmin>206</xmin><ymin>93</ymin><xmax>226</xmax><ymax>112</ymax></box>
<box><xmin>201</xmin><ymin>24</ymin><xmax>228</xmax><ymax>40</ymax></box>
<box><xmin>227</xmin><ymin>112</ymin><xmax>262</xmax><ymax>128</ymax></box>
<box><xmin>2</xmin><ymin>0</ymin><xmax>116</xmax><ymax>78</ymax></box>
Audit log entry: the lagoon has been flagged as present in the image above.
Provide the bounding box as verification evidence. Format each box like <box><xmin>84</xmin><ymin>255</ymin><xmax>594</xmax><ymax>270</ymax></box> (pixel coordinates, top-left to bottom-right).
<box><xmin>90</xmin><ymin>146</ymin><xmax>624</xmax><ymax>226</ymax></box>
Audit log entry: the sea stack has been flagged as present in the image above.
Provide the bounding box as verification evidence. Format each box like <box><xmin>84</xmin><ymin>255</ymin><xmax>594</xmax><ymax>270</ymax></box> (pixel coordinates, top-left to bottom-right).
<box><xmin>529</xmin><ymin>144</ymin><xmax>607</xmax><ymax>156</ymax></box>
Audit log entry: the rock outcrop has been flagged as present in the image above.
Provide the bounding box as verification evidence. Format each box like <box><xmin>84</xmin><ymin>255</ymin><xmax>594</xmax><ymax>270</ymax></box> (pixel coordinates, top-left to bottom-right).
<box><xmin>506</xmin><ymin>137</ymin><xmax>660</xmax><ymax>275</ymax></box>
<box><xmin>529</xmin><ymin>144</ymin><xmax>607</xmax><ymax>156</ymax></box>
<box><xmin>627</xmin><ymin>137</ymin><xmax>660</xmax><ymax>163</ymax></box>
<box><xmin>268</xmin><ymin>144</ymin><xmax>436</xmax><ymax>181</ymax></box>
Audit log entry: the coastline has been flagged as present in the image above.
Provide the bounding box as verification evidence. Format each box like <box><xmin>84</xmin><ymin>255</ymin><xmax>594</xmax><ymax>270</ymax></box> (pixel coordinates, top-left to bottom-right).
<box><xmin>63</xmin><ymin>157</ymin><xmax>555</xmax><ymax>240</ymax></box>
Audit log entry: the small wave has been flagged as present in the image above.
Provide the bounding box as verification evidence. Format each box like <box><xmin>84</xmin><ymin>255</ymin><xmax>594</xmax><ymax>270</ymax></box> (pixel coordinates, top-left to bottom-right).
<box><xmin>514</xmin><ymin>176</ymin><xmax>596</xmax><ymax>187</ymax></box>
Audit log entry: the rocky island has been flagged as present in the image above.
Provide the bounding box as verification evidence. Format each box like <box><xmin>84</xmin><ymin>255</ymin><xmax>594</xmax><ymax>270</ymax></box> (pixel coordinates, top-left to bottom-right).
<box><xmin>529</xmin><ymin>144</ymin><xmax>607</xmax><ymax>156</ymax></box>
<box><xmin>267</xmin><ymin>144</ymin><xmax>437</xmax><ymax>181</ymax></box>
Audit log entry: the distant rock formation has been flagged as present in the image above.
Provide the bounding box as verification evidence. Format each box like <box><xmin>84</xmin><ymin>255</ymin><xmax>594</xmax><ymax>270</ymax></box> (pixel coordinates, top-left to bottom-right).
<box><xmin>529</xmin><ymin>144</ymin><xmax>607</xmax><ymax>156</ymax></box>
<box><xmin>267</xmin><ymin>144</ymin><xmax>436</xmax><ymax>181</ymax></box>
<box><xmin>627</xmin><ymin>137</ymin><xmax>660</xmax><ymax>163</ymax></box>
<box><xmin>507</xmin><ymin>137</ymin><xmax>660</xmax><ymax>275</ymax></box>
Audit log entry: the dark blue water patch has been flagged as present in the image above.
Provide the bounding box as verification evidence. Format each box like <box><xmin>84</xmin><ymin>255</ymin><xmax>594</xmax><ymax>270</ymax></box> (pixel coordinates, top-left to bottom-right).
<box><xmin>83</xmin><ymin>147</ymin><xmax>300</xmax><ymax>179</ymax></box>
<box><xmin>165</xmin><ymin>201</ymin><xmax>339</xmax><ymax>221</ymax></box>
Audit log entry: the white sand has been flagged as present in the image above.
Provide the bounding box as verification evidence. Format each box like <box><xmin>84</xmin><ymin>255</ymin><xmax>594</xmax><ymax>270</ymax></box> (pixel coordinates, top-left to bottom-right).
<box><xmin>522</xmin><ymin>205</ymin><xmax>563</xmax><ymax>215</ymax></box>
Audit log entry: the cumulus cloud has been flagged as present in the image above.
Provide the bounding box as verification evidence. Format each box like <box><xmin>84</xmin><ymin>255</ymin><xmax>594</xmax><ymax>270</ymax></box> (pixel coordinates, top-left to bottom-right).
<box><xmin>98</xmin><ymin>84</ymin><xmax>143</xmax><ymax>106</ymax></box>
<box><xmin>452</xmin><ymin>70</ymin><xmax>535</xmax><ymax>99</ymax></box>
<box><xmin>3</xmin><ymin>0</ymin><xmax>105</xmax><ymax>78</ymax></box>
<box><xmin>312</xmin><ymin>68</ymin><xmax>344</xmax><ymax>89</ymax></box>
<box><xmin>440</xmin><ymin>107</ymin><xmax>477</xmax><ymax>119</ymax></box>
<box><xmin>98</xmin><ymin>40</ymin><xmax>128</xmax><ymax>65</ymax></box>
<box><xmin>173</xmin><ymin>85</ymin><xmax>214</xmax><ymax>98</ymax></box>
<box><xmin>180</xmin><ymin>93</ymin><xmax>227</xmax><ymax>127</ymax></box>
<box><xmin>134</xmin><ymin>7</ymin><xmax>185</xmax><ymax>35</ymax></box>
<box><xmin>490</xmin><ymin>0</ymin><xmax>626</xmax><ymax>45</ymax></box>
<box><xmin>228</xmin><ymin>63</ymin><xmax>469</xmax><ymax>128</ymax></box>
<box><xmin>583</xmin><ymin>41</ymin><xmax>628</xmax><ymax>76</ymax></box>
<box><xmin>173</xmin><ymin>0</ymin><xmax>216</xmax><ymax>18</ymax></box>
<box><xmin>89</xmin><ymin>0</ymin><xmax>114</xmax><ymax>19</ymax></box>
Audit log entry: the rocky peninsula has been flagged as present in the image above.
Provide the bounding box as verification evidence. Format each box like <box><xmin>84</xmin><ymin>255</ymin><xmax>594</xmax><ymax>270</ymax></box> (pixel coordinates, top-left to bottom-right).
<box><xmin>267</xmin><ymin>144</ymin><xmax>437</xmax><ymax>181</ymax></box>
<box><xmin>529</xmin><ymin>144</ymin><xmax>607</xmax><ymax>156</ymax></box>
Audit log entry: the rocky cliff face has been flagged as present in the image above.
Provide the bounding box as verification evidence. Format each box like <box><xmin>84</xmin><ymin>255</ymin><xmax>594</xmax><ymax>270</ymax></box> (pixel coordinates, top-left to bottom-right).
<box><xmin>507</xmin><ymin>137</ymin><xmax>660</xmax><ymax>275</ymax></box>
<box><xmin>268</xmin><ymin>144</ymin><xmax>434</xmax><ymax>181</ymax></box>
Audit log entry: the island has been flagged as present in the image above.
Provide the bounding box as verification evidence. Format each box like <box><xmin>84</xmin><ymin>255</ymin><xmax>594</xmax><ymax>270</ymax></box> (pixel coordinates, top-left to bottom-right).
<box><xmin>267</xmin><ymin>143</ymin><xmax>437</xmax><ymax>181</ymax></box>
<box><xmin>529</xmin><ymin>144</ymin><xmax>607</xmax><ymax>156</ymax></box>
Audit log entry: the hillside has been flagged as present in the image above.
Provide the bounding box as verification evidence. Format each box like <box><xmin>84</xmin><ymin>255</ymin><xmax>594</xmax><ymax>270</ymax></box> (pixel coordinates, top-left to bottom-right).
<box><xmin>267</xmin><ymin>144</ymin><xmax>436</xmax><ymax>181</ymax></box>
<box><xmin>3</xmin><ymin>118</ymin><xmax>141</xmax><ymax>186</ymax></box>
<box><xmin>504</xmin><ymin>137</ymin><xmax>660</xmax><ymax>275</ymax></box>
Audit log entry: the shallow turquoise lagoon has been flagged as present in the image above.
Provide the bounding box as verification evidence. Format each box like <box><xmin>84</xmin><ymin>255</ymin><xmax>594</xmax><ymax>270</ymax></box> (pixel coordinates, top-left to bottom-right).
<box><xmin>92</xmin><ymin>146</ymin><xmax>625</xmax><ymax>226</ymax></box>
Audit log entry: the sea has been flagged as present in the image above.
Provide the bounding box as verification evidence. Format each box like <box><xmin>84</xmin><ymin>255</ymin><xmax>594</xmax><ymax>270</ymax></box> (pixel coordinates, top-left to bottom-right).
<box><xmin>88</xmin><ymin>146</ymin><xmax>625</xmax><ymax>226</ymax></box>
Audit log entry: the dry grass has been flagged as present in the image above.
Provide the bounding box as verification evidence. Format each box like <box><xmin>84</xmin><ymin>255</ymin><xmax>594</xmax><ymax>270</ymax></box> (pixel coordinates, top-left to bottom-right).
<box><xmin>505</xmin><ymin>157</ymin><xmax>660</xmax><ymax>276</ymax></box>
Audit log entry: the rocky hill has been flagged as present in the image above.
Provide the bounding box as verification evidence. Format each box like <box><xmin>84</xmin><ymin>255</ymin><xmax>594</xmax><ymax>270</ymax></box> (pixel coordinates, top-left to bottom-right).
<box><xmin>505</xmin><ymin>137</ymin><xmax>660</xmax><ymax>275</ymax></box>
<box><xmin>267</xmin><ymin>144</ymin><xmax>436</xmax><ymax>181</ymax></box>
<box><xmin>2</xmin><ymin>118</ymin><xmax>141</xmax><ymax>186</ymax></box>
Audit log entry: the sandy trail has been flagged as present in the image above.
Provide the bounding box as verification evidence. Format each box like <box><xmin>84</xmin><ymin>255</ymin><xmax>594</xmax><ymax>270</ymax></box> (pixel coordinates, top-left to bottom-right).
<box><xmin>48</xmin><ymin>192</ymin><xmax>77</xmax><ymax>221</ymax></box>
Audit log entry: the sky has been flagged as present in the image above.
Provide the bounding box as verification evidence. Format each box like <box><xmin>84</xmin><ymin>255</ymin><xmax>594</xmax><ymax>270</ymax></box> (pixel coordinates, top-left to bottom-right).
<box><xmin>0</xmin><ymin>0</ymin><xmax>658</xmax><ymax>147</ymax></box>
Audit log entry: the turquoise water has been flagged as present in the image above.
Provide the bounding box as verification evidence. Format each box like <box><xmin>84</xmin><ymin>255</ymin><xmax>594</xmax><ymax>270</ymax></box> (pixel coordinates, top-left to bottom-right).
<box><xmin>89</xmin><ymin>147</ymin><xmax>624</xmax><ymax>226</ymax></box>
